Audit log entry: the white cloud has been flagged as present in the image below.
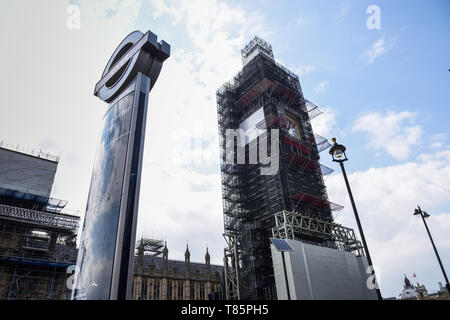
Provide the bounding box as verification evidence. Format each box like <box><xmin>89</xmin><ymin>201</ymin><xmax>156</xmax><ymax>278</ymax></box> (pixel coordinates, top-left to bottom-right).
<box><xmin>296</xmin><ymin>13</ymin><xmax>311</xmax><ymax>26</ymax></box>
<box><xmin>338</xmin><ymin>7</ymin><xmax>349</xmax><ymax>18</ymax></box>
<box><xmin>149</xmin><ymin>0</ymin><xmax>183</xmax><ymax>23</ymax></box>
<box><xmin>294</xmin><ymin>64</ymin><xmax>315</xmax><ymax>76</ymax></box>
<box><xmin>326</xmin><ymin>149</ymin><xmax>450</xmax><ymax>295</ymax></box>
<box><xmin>311</xmin><ymin>107</ymin><xmax>336</xmax><ymax>137</ymax></box>
<box><xmin>429</xmin><ymin>133</ymin><xmax>448</xmax><ymax>150</ymax></box>
<box><xmin>363</xmin><ymin>37</ymin><xmax>394</xmax><ymax>64</ymax></box>
<box><xmin>314</xmin><ymin>81</ymin><xmax>328</xmax><ymax>94</ymax></box>
<box><xmin>431</xmin><ymin>133</ymin><xmax>448</xmax><ymax>142</ymax></box>
<box><xmin>352</xmin><ymin>111</ymin><xmax>422</xmax><ymax>160</ymax></box>
<box><xmin>430</xmin><ymin>142</ymin><xmax>444</xmax><ymax>149</ymax></box>
<box><xmin>418</xmin><ymin>149</ymin><xmax>450</xmax><ymax>163</ymax></box>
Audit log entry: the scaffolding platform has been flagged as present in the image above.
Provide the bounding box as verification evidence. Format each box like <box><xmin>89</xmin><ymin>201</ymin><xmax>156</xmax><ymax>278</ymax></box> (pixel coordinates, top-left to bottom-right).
<box><xmin>272</xmin><ymin>210</ymin><xmax>364</xmax><ymax>256</ymax></box>
<box><xmin>0</xmin><ymin>193</ymin><xmax>79</xmax><ymax>299</ymax></box>
<box><xmin>291</xmin><ymin>192</ymin><xmax>344</xmax><ymax>212</ymax></box>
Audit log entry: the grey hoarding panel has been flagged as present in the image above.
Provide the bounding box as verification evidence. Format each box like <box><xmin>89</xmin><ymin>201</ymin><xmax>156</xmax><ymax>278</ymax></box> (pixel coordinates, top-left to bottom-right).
<box><xmin>271</xmin><ymin>239</ymin><xmax>378</xmax><ymax>300</ymax></box>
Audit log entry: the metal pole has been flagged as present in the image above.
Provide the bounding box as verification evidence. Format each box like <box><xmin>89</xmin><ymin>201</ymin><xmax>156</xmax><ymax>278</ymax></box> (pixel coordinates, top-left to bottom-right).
<box><xmin>420</xmin><ymin>210</ymin><xmax>450</xmax><ymax>294</ymax></box>
<box><xmin>281</xmin><ymin>251</ymin><xmax>291</xmax><ymax>300</ymax></box>
<box><xmin>339</xmin><ymin>162</ymin><xmax>383</xmax><ymax>300</ymax></box>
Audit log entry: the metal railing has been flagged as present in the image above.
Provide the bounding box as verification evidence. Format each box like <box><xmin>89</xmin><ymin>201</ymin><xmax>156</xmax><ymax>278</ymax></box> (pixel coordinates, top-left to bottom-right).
<box><xmin>0</xmin><ymin>204</ymin><xmax>79</xmax><ymax>232</ymax></box>
<box><xmin>272</xmin><ymin>210</ymin><xmax>364</xmax><ymax>256</ymax></box>
<box><xmin>0</xmin><ymin>141</ymin><xmax>60</xmax><ymax>162</ymax></box>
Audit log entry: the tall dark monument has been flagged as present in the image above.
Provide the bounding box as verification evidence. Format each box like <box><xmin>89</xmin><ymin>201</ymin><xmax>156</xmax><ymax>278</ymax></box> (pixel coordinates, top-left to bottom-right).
<box><xmin>216</xmin><ymin>37</ymin><xmax>350</xmax><ymax>300</ymax></box>
<box><xmin>73</xmin><ymin>30</ymin><xmax>170</xmax><ymax>300</ymax></box>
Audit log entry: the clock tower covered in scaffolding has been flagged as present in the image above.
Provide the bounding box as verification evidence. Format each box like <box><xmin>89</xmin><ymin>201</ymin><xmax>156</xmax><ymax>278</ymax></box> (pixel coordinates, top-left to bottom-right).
<box><xmin>216</xmin><ymin>37</ymin><xmax>362</xmax><ymax>300</ymax></box>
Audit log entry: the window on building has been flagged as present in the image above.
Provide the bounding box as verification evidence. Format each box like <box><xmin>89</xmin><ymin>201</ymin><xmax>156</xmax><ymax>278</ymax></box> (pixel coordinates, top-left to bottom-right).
<box><xmin>178</xmin><ymin>282</ymin><xmax>183</xmax><ymax>300</ymax></box>
<box><xmin>190</xmin><ymin>284</ymin><xmax>195</xmax><ymax>300</ymax></box>
<box><xmin>141</xmin><ymin>281</ymin><xmax>147</xmax><ymax>300</ymax></box>
<box><xmin>167</xmin><ymin>281</ymin><xmax>172</xmax><ymax>300</ymax></box>
<box><xmin>200</xmin><ymin>283</ymin><xmax>205</xmax><ymax>300</ymax></box>
<box><xmin>154</xmin><ymin>280</ymin><xmax>160</xmax><ymax>300</ymax></box>
<box><xmin>0</xmin><ymin>223</ymin><xmax>4</xmax><ymax>243</ymax></box>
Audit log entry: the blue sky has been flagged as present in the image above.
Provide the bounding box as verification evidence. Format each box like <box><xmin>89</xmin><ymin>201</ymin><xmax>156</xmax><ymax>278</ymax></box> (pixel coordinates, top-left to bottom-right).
<box><xmin>1</xmin><ymin>0</ymin><xmax>449</xmax><ymax>299</ymax></box>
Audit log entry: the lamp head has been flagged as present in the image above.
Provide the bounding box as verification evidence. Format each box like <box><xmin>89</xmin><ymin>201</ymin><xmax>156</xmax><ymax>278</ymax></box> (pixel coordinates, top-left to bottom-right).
<box><xmin>329</xmin><ymin>138</ymin><xmax>348</xmax><ymax>162</ymax></box>
<box><xmin>414</xmin><ymin>206</ymin><xmax>431</xmax><ymax>218</ymax></box>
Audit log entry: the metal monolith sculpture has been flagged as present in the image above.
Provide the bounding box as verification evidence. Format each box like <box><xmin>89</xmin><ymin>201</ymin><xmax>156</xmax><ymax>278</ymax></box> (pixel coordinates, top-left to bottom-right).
<box><xmin>73</xmin><ymin>30</ymin><xmax>170</xmax><ymax>300</ymax></box>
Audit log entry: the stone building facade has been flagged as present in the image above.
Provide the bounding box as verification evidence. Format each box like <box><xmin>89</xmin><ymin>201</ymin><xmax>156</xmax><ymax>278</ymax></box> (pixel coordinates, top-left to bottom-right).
<box><xmin>132</xmin><ymin>243</ymin><xmax>223</xmax><ymax>300</ymax></box>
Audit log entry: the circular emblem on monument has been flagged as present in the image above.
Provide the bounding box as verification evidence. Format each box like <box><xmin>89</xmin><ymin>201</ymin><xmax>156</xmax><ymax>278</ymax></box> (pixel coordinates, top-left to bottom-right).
<box><xmin>94</xmin><ymin>30</ymin><xmax>170</xmax><ymax>103</ymax></box>
<box><xmin>97</xmin><ymin>31</ymin><xmax>143</xmax><ymax>102</ymax></box>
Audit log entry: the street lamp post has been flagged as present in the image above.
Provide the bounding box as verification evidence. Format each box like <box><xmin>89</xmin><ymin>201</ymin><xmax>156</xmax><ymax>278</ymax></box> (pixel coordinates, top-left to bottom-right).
<box><xmin>414</xmin><ymin>206</ymin><xmax>450</xmax><ymax>294</ymax></box>
<box><xmin>329</xmin><ymin>138</ymin><xmax>383</xmax><ymax>300</ymax></box>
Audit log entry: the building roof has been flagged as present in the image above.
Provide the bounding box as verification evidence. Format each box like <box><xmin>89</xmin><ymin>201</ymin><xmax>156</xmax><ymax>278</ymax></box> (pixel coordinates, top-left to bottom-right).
<box><xmin>0</xmin><ymin>144</ymin><xmax>59</xmax><ymax>198</ymax></box>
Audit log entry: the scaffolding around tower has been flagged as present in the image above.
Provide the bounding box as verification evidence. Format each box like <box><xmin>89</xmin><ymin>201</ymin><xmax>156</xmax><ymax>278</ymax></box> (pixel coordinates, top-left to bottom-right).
<box><xmin>217</xmin><ymin>36</ymin><xmax>352</xmax><ymax>300</ymax></box>
<box><xmin>136</xmin><ymin>238</ymin><xmax>165</xmax><ymax>257</ymax></box>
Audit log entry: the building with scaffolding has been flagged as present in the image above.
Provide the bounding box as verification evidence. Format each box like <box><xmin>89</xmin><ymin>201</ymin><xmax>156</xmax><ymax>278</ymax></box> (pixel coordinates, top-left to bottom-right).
<box><xmin>0</xmin><ymin>144</ymin><xmax>79</xmax><ymax>300</ymax></box>
<box><xmin>216</xmin><ymin>37</ymin><xmax>370</xmax><ymax>300</ymax></box>
<box><xmin>132</xmin><ymin>238</ymin><xmax>224</xmax><ymax>300</ymax></box>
